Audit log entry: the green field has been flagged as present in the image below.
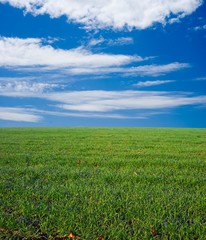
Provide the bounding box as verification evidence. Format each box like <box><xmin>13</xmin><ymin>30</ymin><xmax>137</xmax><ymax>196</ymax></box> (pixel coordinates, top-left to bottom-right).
<box><xmin>0</xmin><ymin>128</ymin><xmax>206</xmax><ymax>239</ymax></box>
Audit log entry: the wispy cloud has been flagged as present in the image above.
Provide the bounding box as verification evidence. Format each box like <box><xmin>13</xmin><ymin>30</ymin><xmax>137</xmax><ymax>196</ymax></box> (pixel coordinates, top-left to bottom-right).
<box><xmin>125</xmin><ymin>63</ymin><xmax>190</xmax><ymax>76</ymax></box>
<box><xmin>0</xmin><ymin>37</ymin><xmax>189</xmax><ymax>77</ymax></box>
<box><xmin>0</xmin><ymin>76</ymin><xmax>37</xmax><ymax>82</ymax></box>
<box><xmin>0</xmin><ymin>107</ymin><xmax>42</xmax><ymax>122</ymax></box>
<box><xmin>195</xmin><ymin>76</ymin><xmax>206</xmax><ymax>81</ymax></box>
<box><xmin>134</xmin><ymin>80</ymin><xmax>175</xmax><ymax>88</ymax></box>
<box><xmin>0</xmin><ymin>105</ymin><xmax>162</xmax><ymax>121</ymax></box>
<box><xmin>108</xmin><ymin>37</ymin><xmax>134</xmax><ymax>46</ymax></box>
<box><xmin>0</xmin><ymin>0</ymin><xmax>202</xmax><ymax>30</ymax></box>
<box><xmin>0</xmin><ymin>81</ymin><xmax>61</xmax><ymax>93</ymax></box>
<box><xmin>67</xmin><ymin>63</ymin><xmax>189</xmax><ymax>76</ymax></box>
<box><xmin>1</xmin><ymin>89</ymin><xmax>205</xmax><ymax>113</ymax></box>
<box><xmin>88</xmin><ymin>37</ymin><xmax>105</xmax><ymax>46</ymax></box>
<box><xmin>192</xmin><ymin>24</ymin><xmax>206</xmax><ymax>31</ymax></box>
<box><xmin>46</xmin><ymin>90</ymin><xmax>206</xmax><ymax>112</ymax></box>
<box><xmin>0</xmin><ymin>37</ymin><xmax>138</xmax><ymax>68</ymax></box>
<box><xmin>88</xmin><ymin>37</ymin><xmax>134</xmax><ymax>47</ymax></box>
<box><xmin>34</xmin><ymin>109</ymin><xmax>147</xmax><ymax>119</ymax></box>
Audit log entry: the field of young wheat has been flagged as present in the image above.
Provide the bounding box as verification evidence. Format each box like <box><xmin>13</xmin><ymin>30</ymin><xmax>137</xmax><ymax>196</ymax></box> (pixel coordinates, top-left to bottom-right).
<box><xmin>0</xmin><ymin>128</ymin><xmax>206</xmax><ymax>239</ymax></box>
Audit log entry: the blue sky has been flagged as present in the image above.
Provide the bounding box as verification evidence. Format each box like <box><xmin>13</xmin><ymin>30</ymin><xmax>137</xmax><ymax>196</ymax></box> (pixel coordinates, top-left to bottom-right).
<box><xmin>0</xmin><ymin>0</ymin><xmax>205</xmax><ymax>127</ymax></box>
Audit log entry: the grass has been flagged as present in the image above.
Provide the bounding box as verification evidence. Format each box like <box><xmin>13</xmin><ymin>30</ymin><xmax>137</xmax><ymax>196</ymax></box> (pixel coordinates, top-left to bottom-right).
<box><xmin>0</xmin><ymin>128</ymin><xmax>206</xmax><ymax>239</ymax></box>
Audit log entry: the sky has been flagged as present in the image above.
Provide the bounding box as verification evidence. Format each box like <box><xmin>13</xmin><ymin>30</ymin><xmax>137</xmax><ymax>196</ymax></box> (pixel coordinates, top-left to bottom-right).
<box><xmin>0</xmin><ymin>0</ymin><xmax>206</xmax><ymax>128</ymax></box>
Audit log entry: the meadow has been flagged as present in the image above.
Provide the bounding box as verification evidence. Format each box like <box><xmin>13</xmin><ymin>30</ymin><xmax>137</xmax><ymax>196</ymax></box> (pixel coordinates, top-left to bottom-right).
<box><xmin>0</xmin><ymin>128</ymin><xmax>206</xmax><ymax>239</ymax></box>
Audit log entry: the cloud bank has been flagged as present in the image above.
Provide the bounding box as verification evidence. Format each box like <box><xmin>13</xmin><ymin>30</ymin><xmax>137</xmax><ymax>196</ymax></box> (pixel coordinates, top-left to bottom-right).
<box><xmin>0</xmin><ymin>0</ymin><xmax>203</xmax><ymax>30</ymax></box>
<box><xmin>1</xmin><ymin>87</ymin><xmax>206</xmax><ymax>121</ymax></box>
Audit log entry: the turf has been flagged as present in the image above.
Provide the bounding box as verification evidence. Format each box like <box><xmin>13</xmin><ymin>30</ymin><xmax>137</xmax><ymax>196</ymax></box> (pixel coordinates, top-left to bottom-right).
<box><xmin>0</xmin><ymin>128</ymin><xmax>206</xmax><ymax>239</ymax></box>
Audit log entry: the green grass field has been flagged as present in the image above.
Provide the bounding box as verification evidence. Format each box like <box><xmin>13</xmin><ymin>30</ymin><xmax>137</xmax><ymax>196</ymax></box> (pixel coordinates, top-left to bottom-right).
<box><xmin>0</xmin><ymin>128</ymin><xmax>206</xmax><ymax>239</ymax></box>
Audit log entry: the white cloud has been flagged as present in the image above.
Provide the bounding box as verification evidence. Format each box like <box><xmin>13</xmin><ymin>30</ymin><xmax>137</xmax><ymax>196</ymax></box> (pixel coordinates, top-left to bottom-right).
<box><xmin>0</xmin><ymin>0</ymin><xmax>202</xmax><ymax>30</ymax></box>
<box><xmin>134</xmin><ymin>80</ymin><xmax>175</xmax><ymax>87</ymax></box>
<box><xmin>88</xmin><ymin>37</ymin><xmax>133</xmax><ymax>47</ymax></box>
<box><xmin>107</xmin><ymin>37</ymin><xmax>134</xmax><ymax>46</ymax></box>
<box><xmin>193</xmin><ymin>24</ymin><xmax>206</xmax><ymax>31</ymax></box>
<box><xmin>0</xmin><ymin>37</ymin><xmax>189</xmax><ymax>77</ymax></box>
<box><xmin>0</xmin><ymin>81</ymin><xmax>60</xmax><ymax>92</ymax></box>
<box><xmin>45</xmin><ymin>90</ymin><xmax>206</xmax><ymax>112</ymax></box>
<box><xmin>0</xmin><ymin>76</ymin><xmax>36</xmax><ymax>82</ymax></box>
<box><xmin>88</xmin><ymin>37</ymin><xmax>105</xmax><ymax>46</ymax></box>
<box><xmin>65</xmin><ymin>63</ymin><xmax>189</xmax><ymax>76</ymax></box>
<box><xmin>0</xmin><ymin>76</ymin><xmax>63</xmax><ymax>93</ymax></box>
<box><xmin>0</xmin><ymin>90</ymin><xmax>205</xmax><ymax>118</ymax></box>
<box><xmin>0</xmin><ymin>37</ymin><xmax>138</xmax><ymax>68</ymax></box>
<box><xmin>34</xmin><ymin>109</ymin><xmax>146</xmax><ymax>119</ymax></box>
<box><xmin>0</xmin><ymin>107</ymin><xmax>42</xmax><ymax>122</ymax></box>
<box><xmin>0</xmin><ymin>105</ymin><xmax>157</xmax><ymax>121</ymax></box>
<box><xmin>195</xmin><ymin>76</ymin><xmax>206</xmax><ymax>81</ymax></box>
<box><xmin>126</xmin><ymin>63</ymin><xmax>190</xmax><ymax>76</ymax></box>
